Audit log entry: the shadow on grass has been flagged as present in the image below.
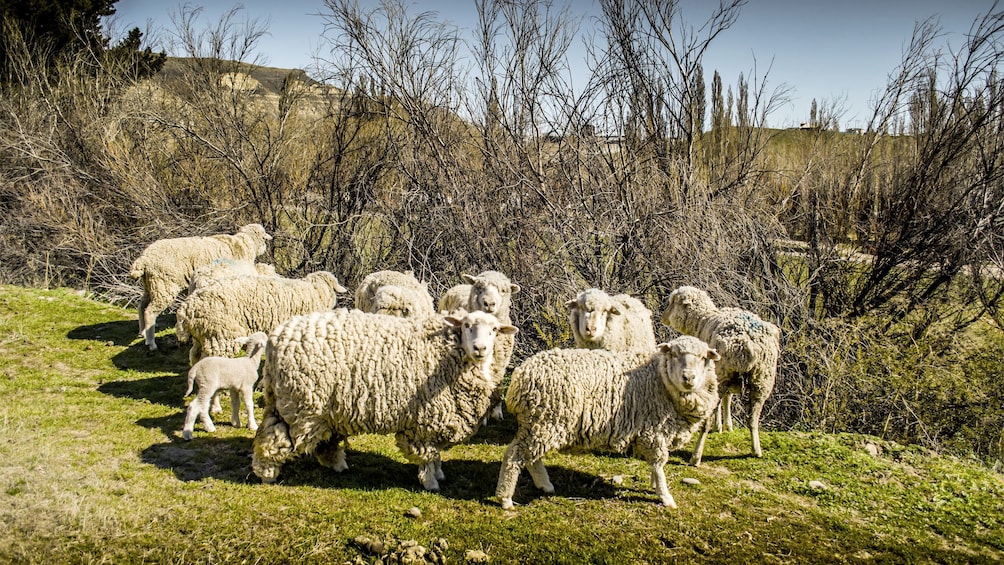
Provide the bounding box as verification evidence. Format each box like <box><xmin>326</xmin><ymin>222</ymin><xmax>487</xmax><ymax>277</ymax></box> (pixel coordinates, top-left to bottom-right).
<box><xmin>66</xmin><ymin>319</ymin><xmax>139</xmax><ymax>346</ymax></box>
<box><xmin>98</xmin><ymin>373</ymin><xmax>187</xmax><ymax>408</ymax></box>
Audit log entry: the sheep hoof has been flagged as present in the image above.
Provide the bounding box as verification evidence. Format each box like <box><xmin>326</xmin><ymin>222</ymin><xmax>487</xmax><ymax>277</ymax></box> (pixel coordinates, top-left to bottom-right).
<box><xmin>248</xmin><ymin>424</ymin><xmax>259</xmax><ymax>432</ymax></box>
<box><xmin>659</xmin><ymin>496</ymin><xmax>678</xmax><ymax>509</ymax></box>
<box><xmin>182</xmin><ymin>430</ymin><xmax>193</xmax><ymax>441</ymax></box>
<box><xmin>499</xmin><ymin>498</ymin><xmax>515</xmax><ymax>510</ymax></box>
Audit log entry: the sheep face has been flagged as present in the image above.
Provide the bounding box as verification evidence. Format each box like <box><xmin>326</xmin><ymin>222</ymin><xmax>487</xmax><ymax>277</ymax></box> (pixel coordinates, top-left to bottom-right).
<box><xmin>234</xmin><ymin>331</ymin><xmax>269</xmax><ymax>358</ymax></box>
<box><xmin>462</xmin><ymin>272</ymin><xmax>519</xmax><ymax>317</ymax></box>
<box><xmin>444</xmin><ymin>311</ymin><xmax>518</xmax><ymax>369</ymax></box>
<box><xmin>657</xmin><ymin>336</ymin><xmax>720</xmax><ymax>397</ymax></box>
<box><xmin>566</xmin><ymin>289</ymin><xmax>621</xmax><ymax>345</ymax></box>
<box><xmin>661</xmin><ymin>286</ymin><xmax>716</xmax><ymax>331</ymax></box>
<box><xmin>372</xmin><ymin>286</ymin><xmax>414</xmax><ymax>317</ymax></box>
<box><xmin>239</xmin><ymin>224</ymin><xmax>273</xmax><ymax>256</ymax></box>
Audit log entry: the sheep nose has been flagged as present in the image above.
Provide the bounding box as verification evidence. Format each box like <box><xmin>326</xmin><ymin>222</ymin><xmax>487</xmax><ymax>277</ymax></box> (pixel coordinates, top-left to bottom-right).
<box><xmin>472</xmin><ymin>343</ymin><xmax>488</xmax><ymax>357</ymax></box>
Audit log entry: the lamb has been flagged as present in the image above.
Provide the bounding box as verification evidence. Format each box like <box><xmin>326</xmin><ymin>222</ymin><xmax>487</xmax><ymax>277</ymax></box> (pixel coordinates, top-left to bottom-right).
<box><xmin>354</xmin><ymin>270</ymin><xmax>435</xmax><ymax>317</ymax></box>
<box><xmin>175</xmin><ymin>270</ymin><xmax>348</xmax><ymax>366</ymax></box>
<box><xmin>129</xmin><ymin>223</ymin><xmax>272</xmax><ymax>351</ymax></box>
<box><xmin>187</xmin><ymin>258</ymin><xmax>278</xmax><ymax>295</ymax></box>
<box><xmin>251</xmin><ymin>309</ymin><xmax>518</xmax><ymax>490</ymax></box>
<box><xmin>660</xmin><ymin>285</ymin><xmax>781</xmax><ymax>464</ymax></box>
<box><xmin>566</xmin><ymin>288</ymin><xmax>657</xmax><ymax>351</ymax></box>
<box><xmin>496</xmin><ymin>335</ymin><xmax>720</xmax><ymax>509</ymax></box>
<box><xmin>182</xmin><ymin>331</ymin><xmax>268</xmax><ymax>440</ymax></box>
<box><xmin>437</xmin><ymin>271</ymin><xmax>521</xmax><ymax>420</ymax></box>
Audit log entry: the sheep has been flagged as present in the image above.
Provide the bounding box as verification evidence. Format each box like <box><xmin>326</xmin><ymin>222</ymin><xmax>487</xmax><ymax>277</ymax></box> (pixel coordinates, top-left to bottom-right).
<box><xmin>182</xmin><ymin>331</ymin><xmax>268</xmax><ymax>440</ymax></box>
<box><xmin>660</xmin><ymin>285</ymin><xmax>781</xmax><ymax>464</ymax></box>
<box><xmin>495</xmin><ymin>335</ymin><xmax>720</xmax><ymax>509</ymax></box>
<box><xmin>251</xmin><ymin>309</ymin><xmax>519</xmax><ymax>490</ymax></box>
<box><xmin>129</xmin><ymin>223</ymin><xmax>272</xmax><ymax>351</ymax></box>
<box><xmin>187</xmin><ymin>258</ymin><xmax>278</xmax><ymax>295</ymax></box>
<box><xmin>437</xmin><ymin>271</ymin><xmax>521</xmax><ymax>421</ymax></box>
<box><xmin>354</xmin><ymin>270</ymin><xmax>435</xmax><ymax>317</ymax></box>
<box><xmin>565</xmin><ymin>288</ymin><xmax>657</xmax><ymax>352</ymax></box>
<box><xmin>175</xmin><ymin>270</ymin><xmax>348</xmax><ymax>366</ymax></box>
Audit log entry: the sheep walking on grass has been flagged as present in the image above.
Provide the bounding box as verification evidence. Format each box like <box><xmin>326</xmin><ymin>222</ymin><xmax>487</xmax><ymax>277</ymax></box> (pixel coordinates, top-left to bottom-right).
<box><xmin>496</xmin><ymin>336</ymin><xmax>720</xmax><ymax>509</ymax></box>
<box><xmin>661</xmin><ymin>285</ymin><xmax>781</xmax><ymax>464</ymax></box>
<box><xmin>251</xmin><ymin>309</ymin><xmax>518</xmax><ymax>490</ymax></box>
<box><xmin>566</xmin><ymin>288</ymin><xmax>656</xmax><ymax>351</ymax></box>
<box><xmin>354</xmin><ymin>270</ymin><xmax>435</xmax><ymax>318</ymax></box>
<box><xmin>129</xmin><ymin>224</ymin><xmax>272</xmax><ymax>351</ymax></box>
<box><xmin>182</xmin><ymin>332</ymin><xmax>268</xmax><ymax>440</ymax></box>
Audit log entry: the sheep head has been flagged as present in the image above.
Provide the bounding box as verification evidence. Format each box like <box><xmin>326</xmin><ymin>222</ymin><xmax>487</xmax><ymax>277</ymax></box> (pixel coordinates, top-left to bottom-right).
<box><xmin>657</xmin><ymin>335</ymin><xmax>720</xmax><ymax>398</ymax></box>
<box><xmin>462</xmin><ymin>271</ymin><xmax>519</xmax><ymax>317</ymax></box>
<box><xmin>566</xmin><ymin>288</ymin><xmax>621</xmax><ymax>346</ymax></box>
<box><xmin>444</xmin><ymin>310</ymin><xmax>518</xmax><ymax>380</ymax></box>
<box><xmin>661</xmin><ymin>286</ymin><xmax>717</xmax><ymax>334</ymax></box>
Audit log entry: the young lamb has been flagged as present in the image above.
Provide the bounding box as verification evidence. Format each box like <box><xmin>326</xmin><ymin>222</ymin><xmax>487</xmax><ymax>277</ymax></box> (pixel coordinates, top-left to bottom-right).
<box><xmin>661</xmin><ymin>285</ymin><xmax>781</xmax><ymax>464</ymax></box>
<box><xmin>437</xmin><ymin>271</ymin><xmax>521</xmax><ymax>421</ymax></box>
<box><xmin>251</xmin><ymin>309</ymin><xmax>518</xmax><ymax>490</ymax></box>
<box><xmin>566</xmin><ymin>288</ymin><xmax>657</xmax><ymax>351</ymax></box>
<box><xmin>129</xmin><ymin>223</ymin><xmax>272</xmax><ymax>351</ymax></box>
<box><xmin>182</xmin><ymin>331</ymin><xmax>268</xmax><ymax>440</ymax></box>
<box><xmin>496</xmin><ymin>335</ymin><xmax>720</xmax><ymax>509</ymax></box>
<box><xmin>175</xmin><ymin>270</ymin><xmax>348</xmax><ymax>366</ymax></box>
<box><xmin>354</xmin><ymin>270</ymin><xmax>435</xmax><ymax>317</ymax></box>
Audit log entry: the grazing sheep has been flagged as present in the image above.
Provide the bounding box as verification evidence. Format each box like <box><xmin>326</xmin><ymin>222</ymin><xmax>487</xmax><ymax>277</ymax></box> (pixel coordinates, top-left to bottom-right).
<box><xmin>187</xmin><ymin>258</ymin><xmax>277</xmax><ymax>295</ymax></box>
<box><xmin>251</xmin><ymin>309</ymin><xmax>518</xmax><ymax>490</ymax></box>
<box><xmin>566</xmin><ymin>288</ymin><xmax>657</xmax><ymax>351</ymax></box>
<box><xmin>496</xmin><ymin>336</ymin><xmax>720</xmax><ymax>509</ymax></box>
<box><xmin>129</xmin><ymin>224</ymin><xmax>272</xmax><ymax>351</ymax></box>
<box><xmin>354</xmin><ymin>270</ymin><xmax>435</xmax><ymax>317</ymax></box>
<box><xmin>182</xmin><ymin>332</ymin><xmax>268</xmax><ymax>440</ymax></box>
<box><xmin>175</xmin><ymin>271</ymin><xmax>348</xmax><ymax>366</ymax></box>
<box><xmin>661</xmin><ymin>285</ymin><xmax>781</xmax><ymax>464</ymax></box>
<box><xmin>438</xmin><ymin>271</ymin><xmax>521</xmax><ymax>421</ymax></box>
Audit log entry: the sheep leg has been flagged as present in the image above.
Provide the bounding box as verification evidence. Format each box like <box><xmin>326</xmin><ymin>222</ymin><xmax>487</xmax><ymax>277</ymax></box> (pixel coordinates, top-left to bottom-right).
<box><xmin>139</xmin><ymin>286</ymin><xmax>174</xmax><ymax>351</ymax></box>
<box><xmin>137</xmin><ymin>291</ymin><xmax>150</xmax><ymax>338</ymax></box>
<box><xmin>527</xmin><ymin>459</ymin><xmax>554</xmax><ymax>493</ymax></box>
<box><xmin>315</xmin><ymin>436</ymin><xmax>348</xmax><ymax>472</ymax></box>
<box><xmin>395</xmin><ymin>434</ymin><xmax>441</xmax><ymax>490</ymax></box>
<box><xmin>496</xmin><ymin>440</ymin><xmax>529</xmax><ymax>509</ymax></box>
<box><xmin>251</xmin><ymin>414</ymin><xmax>294</xmax><ymax>483</ymax></box>
<box><xmin>722</xmin><ymin>391</ymin><xmax>734</xmax><ymax>432</ymax></box>
<box><xmin>748</xmin><ymin>395</ymin><xmax>765</xmax><ymax>458</ymax></box>
<box><xmin>182</xmin><ymin>395</ymin><xmax>207</xmax><ymax>440</ymax></box>
<box><xmin>433</xmin><ymin>454</ymin><xmax>445</xmax><ymax>481</ymax></box>
<box><xmin>242</xmin><ymin>385</ymin><xmax>258</xmax><ymax>431</ymax></box>
<box><xmin>649</xmin><ymin>460</ymin><xmax>677</xmax><ymax>509</ymax></box>
<box><xmin>689</xmin><ymin>417</ymin><xmax>713</xmax><ymax>467</ymax></box>
<box><xmin>210</xmin><ymin>391</ymin><xmax>224</xmax><ymax>414</ymax></box>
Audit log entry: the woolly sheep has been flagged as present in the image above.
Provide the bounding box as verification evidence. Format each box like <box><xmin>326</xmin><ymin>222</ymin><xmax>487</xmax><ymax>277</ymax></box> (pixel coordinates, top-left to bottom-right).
<box><xmin>566</xmin><ymin>288</ymin><xmax>657</xmax><ymax>351</ymax></box>
<box><xmin>129</xmin><ymin>224</ymin><xmax>272</xmax><ymax>351</ymax></box>
<box><xmin>661</xmin><ymin>285</ymin><xmax>781</xmax><ymax>464</ymax></box>
<box><xmin>251</xmin><ymin>309</ymin><xmax>518</xmax><ymax>490</ymax></box>
<box><xmin>182</xmin><ymin>331</ymin><xmax>268</xmax><ymax>440</ymax></box>
<box><xmin>437</xmin><ymin>271</ymin><xmax>521</xmax><ymax>421</ymax></box>
<box><xmin>354</xmin><ymin>270</ymin><xmax>435</xmax><ymax>317</ymax></box>
<box><xmin>496</xmin><ymin>335</ymin><xmax>720</xmax><ymax>509</ymax></box>
<box><xmin>187</xmin><ymin>258</ymin><xmax>278</xmax><ymax>295</ymax></box>
<box><xmin>175</xmin><ymin>270</ymin><xmax>348</xmax><ymax>366</ymax></box>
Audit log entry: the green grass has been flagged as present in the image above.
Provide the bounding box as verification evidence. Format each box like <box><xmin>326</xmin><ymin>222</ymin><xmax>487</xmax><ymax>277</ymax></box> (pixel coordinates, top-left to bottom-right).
<box><xmin>1</xmin><ymin>284</ymin><xmax>1002</xmax><ymax>564</ymax></box>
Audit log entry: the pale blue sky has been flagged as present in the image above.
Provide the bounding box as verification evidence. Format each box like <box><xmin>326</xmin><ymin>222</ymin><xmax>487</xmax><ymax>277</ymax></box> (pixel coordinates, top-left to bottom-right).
<box><xmin>108</xmin><ymin>0</ymin><xmax>998</xmax><ymax>128</ymax></box>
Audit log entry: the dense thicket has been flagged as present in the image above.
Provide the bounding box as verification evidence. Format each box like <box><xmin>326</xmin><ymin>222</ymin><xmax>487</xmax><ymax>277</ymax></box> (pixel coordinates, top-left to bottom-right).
<box><xmin>0</xmin><ymin>0</ymin><xmax>1002</xmax><ymax>463</ymax></box>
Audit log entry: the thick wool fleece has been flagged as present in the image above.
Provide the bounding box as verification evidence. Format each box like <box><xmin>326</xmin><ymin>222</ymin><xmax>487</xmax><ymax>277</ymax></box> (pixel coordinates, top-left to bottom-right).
<box><xmin>497</xmin><ymin>336</ymin><xmax>719</xmax><ymax>508</ymax></box>
<box><xmin>252</xmin><ymin>309</ymin><xmax>513</xmax><ymax>486</ymax></box>
<box><xmin>354</xmin><ymin>270</ymin><xmax>435</xmax><ymax>316</ymax></box>
<box><xmin>177</xmin><ymin>271</ymin><xmax>346</xmax><ymax>364</ymax></box>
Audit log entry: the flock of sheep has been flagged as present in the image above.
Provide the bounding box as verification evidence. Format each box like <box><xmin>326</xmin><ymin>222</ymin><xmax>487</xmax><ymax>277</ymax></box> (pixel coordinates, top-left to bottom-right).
<box><xmin>128</xmin><ymin>224</ymin><xmax>781</xmax><ymax>509</ymax></box>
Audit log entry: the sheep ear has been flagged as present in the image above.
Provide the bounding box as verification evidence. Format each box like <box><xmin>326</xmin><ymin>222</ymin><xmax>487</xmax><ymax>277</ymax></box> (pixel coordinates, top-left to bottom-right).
<box><xmin>461</xmin><ymin>274</ymin><xmax>476</xmax><ymax>284</ymax></box>
<box><xmin>332</xmin><ymin>278</ymin><xmax>348</xmax><ymax>293</ymax></box>
<box><xmin>564</xmin><ymin>299</ymin><xmax>578</xmax><ymax>310</ymax></box>
<box><xmin>499</xmin><ymin>324</ymin><xmax>519</xmax><ymax>336</ymax></box>
<box><xmin>510</xmin><ymin>283</ymin><xmax>521</xmax><ymax>294</ymax></box>
<box><xmin>443</xmin><ymin>315</ymin><xmax>463</xmax><ymax>328</ymax></box>
<box><xmin>706</xmin><ymin>348</ymin><xmax>721</xmax><ymax>362</ymax></box>
<box><xmin>235</xmin><ymin>336</ymin><xmax>250</xmax><ymax>346</ymax></box>
<box><xmin>657</xmin><ymin>342</ymin><xmax>674</xmax><ymax>354</ymax></box>
<box><xmin>609</xmin><ymin>304</ymin><xmax>622</xmax><ymax>316</ymax></box>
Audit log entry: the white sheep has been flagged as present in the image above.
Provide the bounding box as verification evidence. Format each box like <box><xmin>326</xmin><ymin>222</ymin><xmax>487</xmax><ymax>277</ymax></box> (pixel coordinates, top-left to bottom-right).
<box><xmin>565</xmin><ymin>288</ymin><xmax>657</xmax><ymax>351</ymax></box>
<box><xmin>354</xmin><ymin>270</ymin><xmax>435</xmax><ymax>317</ymax></box>
<box><xmin>251</xmin><ymin>309</ymin><xmax>518</xmax><ymax>490</ymax></box>
<box><xmin>496</xmin><ymin>335</ymin><xmax>720</xmax><ymax>509</ymax></box>
<box><xmin>187</xmin><ymin>258</ymin><xmax>278</xmax><ymax>295</ymax></box>
<box><xmin>660</xmin><ymin>285</ymin><xmax>781</xmax><ymax>464</ymax></box>
<box><xmin>182</xmin><ymin>331</ymin><xmax>268</xmax><ymax>440</ymax></box>
<box><xmin>129</xmin><ymin>224</ymin><xmax>272</xmax><ymax>351</ymax></box>
<box><xmin>175</xmin><ymin>270</ymin><xmax>348</xmax><ymax>366</ymax></box>
<box><xmin>437</xmin><ymin>271</ymin><xmax>521</xmax><ymax>421</ymax></box>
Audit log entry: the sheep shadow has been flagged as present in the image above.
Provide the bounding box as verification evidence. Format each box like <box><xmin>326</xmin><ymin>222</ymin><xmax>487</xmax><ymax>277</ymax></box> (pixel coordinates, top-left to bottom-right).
<box><xmin>66</xmin><ymin>319</ymin><xmax>139</xmax><ymax>347</ymax></box>
<box><xmin>141</xmin><ymin>436</ymin><xmax>258</xmax><ymax>483</ymax></box>
<box><xmin>98</xmin><ymin>373</ymin><xmax>187</xmax><ymax>408</ymax></box>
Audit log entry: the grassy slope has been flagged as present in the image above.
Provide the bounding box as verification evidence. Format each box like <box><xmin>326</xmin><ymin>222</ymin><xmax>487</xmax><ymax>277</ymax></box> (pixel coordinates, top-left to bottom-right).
<box><xmin>0</xmin><ymin>284</ymin><xmax>1001</xmax><ymax>564</ymax></box>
